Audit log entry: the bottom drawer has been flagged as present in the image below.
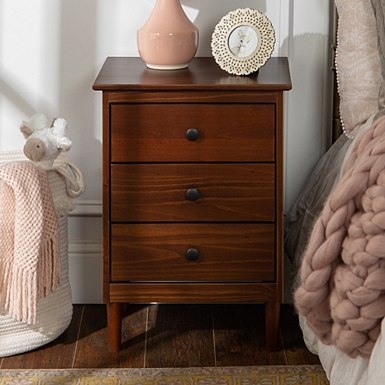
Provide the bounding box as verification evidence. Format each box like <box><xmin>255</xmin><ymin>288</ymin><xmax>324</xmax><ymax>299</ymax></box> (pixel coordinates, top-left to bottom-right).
<box><xmin>110</xmin><ymin>224</ymin><xmax>275</xmax><ymax>282</ymax></box>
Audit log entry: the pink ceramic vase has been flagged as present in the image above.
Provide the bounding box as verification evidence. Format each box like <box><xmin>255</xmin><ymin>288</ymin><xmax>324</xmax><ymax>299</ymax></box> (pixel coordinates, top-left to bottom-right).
<box><xmin>137</xmin><ymin>0</ymin><xmax>199</xmax><ymax>70</ymax></box>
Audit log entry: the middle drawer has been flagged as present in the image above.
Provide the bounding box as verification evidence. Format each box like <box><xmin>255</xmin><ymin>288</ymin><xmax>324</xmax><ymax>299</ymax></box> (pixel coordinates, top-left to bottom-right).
<box><xmin>111</xmin><ymin>163</ymin><xmax>275</xmax><ymax>222</ymax></box>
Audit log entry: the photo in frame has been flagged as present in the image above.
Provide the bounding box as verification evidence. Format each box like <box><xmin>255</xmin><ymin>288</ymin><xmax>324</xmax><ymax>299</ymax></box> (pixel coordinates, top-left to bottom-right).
<box><xmin>211</xmin><ymin>8</ymin><xmax>276</xmax><ymax>76</ymax></box>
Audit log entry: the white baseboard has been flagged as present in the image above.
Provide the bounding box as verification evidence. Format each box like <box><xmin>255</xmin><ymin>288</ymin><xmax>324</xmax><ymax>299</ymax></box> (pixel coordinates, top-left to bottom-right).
<box><xmin>69</xmin><ymin>200</ymin><xmax>102</xmax><ymax>217</ymax></box>
<box><xmin>68</xmin><ymin>239</ymin><xmax>103</xmax><ymax>304</ymax></box>
<box><xmin>68</xmin><ymin>200</ymin><xmax>103</xmax><ymax>303</ymax></box>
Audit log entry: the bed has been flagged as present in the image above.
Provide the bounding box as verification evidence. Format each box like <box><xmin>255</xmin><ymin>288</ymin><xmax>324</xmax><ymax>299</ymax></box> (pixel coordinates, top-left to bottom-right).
<box><xmin>285</xmin><ymin>0</ymin><xmax>385</xmax><ymax>383</ymax></box>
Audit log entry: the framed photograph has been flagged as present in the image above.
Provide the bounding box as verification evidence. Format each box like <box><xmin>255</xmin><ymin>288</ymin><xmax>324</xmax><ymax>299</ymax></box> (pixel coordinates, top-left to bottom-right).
<box><xmin>211</xmin><ymin>8</ymin><xmax>276</xmax><ymax>76</ymax></box>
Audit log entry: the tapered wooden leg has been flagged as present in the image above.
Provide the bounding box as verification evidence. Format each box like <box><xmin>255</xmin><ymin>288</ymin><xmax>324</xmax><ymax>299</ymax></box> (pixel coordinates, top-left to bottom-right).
<box><xmin>107</xmin><ymin>303</ymin><xmax>122</xmax><ymax>352</ymax></box>
<box><xmin>265</xmin><ymin>302</ymin><xmax>280</xmax><ymax>351</ymax></box>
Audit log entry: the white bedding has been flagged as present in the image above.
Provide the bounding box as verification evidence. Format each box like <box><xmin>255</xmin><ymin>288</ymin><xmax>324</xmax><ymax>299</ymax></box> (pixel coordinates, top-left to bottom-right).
<box><xmin>285</xmin><ymin>116</ymin><xmax>385</xmax><ymax>384</ymax></box>
<box><xmin>299</xmin><ymin>314</ymin><xmax>383</xmax><ymax>385</ymax></box>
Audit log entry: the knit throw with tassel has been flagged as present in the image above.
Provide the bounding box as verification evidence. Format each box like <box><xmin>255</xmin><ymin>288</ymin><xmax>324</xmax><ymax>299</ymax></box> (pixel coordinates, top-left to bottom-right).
<box><xmin>295</xmin><ymin>115</ymin><xmax>385</xmax><ymax>358</ymax></box>
<box><xmin>0</xmin><ymin>161</ymin><xmax>60</xmax><ymax>324</ymax></box>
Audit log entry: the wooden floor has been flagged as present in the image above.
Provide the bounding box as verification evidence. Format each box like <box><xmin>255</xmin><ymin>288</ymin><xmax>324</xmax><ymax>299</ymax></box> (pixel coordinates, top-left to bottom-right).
<box><xmin>0</xmin><ymin>303</ymin><xmax>321</xmax><ymax>369</ymax></box>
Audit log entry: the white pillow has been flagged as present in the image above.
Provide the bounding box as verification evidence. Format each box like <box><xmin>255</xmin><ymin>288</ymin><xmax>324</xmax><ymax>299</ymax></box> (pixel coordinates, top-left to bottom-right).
<box><xmin>335</xmin><ymin>0</ymin><xmax>382</xmax><ymax>136</ymax></box>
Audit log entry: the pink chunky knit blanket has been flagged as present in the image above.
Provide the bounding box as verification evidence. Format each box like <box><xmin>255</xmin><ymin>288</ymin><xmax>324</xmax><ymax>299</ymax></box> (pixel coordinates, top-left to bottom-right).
<box><xmin>295</xmin><ymin>115</ymin><xmax>385</xmax><ymax>358</ymax></box>
<box><xmin>0</xmin><ymin>161</ymin><xmax>60</xmax><ymax>324</ymax></box>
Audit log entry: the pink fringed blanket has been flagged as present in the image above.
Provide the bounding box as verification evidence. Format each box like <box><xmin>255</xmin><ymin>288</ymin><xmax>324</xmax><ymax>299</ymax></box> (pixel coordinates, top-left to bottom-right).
<box><xmin>0</xmin><ymin>161</ymin><xmax>60</xmax><ymax>324</ymax></box>
<box><xmin>295</xmin><ymin>115</ymin><xmax>385</xmax><ymax>358</ymax></box>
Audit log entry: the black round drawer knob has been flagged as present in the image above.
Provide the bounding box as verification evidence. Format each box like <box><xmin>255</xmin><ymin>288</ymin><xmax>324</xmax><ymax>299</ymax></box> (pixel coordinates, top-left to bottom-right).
<box><xmin>186</xmin><ymin>248</ymin><xmax>200</xmax><ymax>261</ymax></box>
<box><xmin>186</xmin><ymin>128</ymin><xmax>199</xmax><ymax>141</ymax></box>
<box><xmin>186</xmin><ymin>188</ymin><xmax>200</xmax><ymax>201</ymax></box>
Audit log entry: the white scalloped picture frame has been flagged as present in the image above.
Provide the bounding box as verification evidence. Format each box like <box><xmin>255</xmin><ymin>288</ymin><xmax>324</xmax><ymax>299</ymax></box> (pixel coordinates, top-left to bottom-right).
<box><xmin>211</xmin><ymin>8</ymin><xmax>276</xmax><ymax>76</ymax></box>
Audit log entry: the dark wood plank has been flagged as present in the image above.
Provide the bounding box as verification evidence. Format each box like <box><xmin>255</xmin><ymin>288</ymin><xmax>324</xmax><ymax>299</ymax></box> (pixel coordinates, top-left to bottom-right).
<box><xmin>280</xmin><ymin>304</ymin><xmax>322</xmax><ymax>365</ymax></box>
<box><xmin>110</xmin><ymin>283</ymin><xmax>278</xmax><ymax>303</ymax></box>
<box><xmin>1</xmin><ymin>305</ymin><xmax>83</xmax><ymax>369</ymax></box>
<box><xmin>1</xmin><ymin>304</ymin><xmax>319</xmax><ymax>368</ymax></box>
<box><xmin>213</xmin><ymin>303</ymin><xmax>286</xmax><ymax>366</ymax></box>
<box><xmin>72</xmin><ymin>304</ymin><xmax>147</xmax><ymax>368</ymax></box>
<box><xmin>145</xmin><ymin>304</ymin><xmax>215</xmax><ymax>367</ymax></box>
<box><xmin>92</xmin><ymin>57</ymin><xmax>292</xmax><ymax>91</ymax></box>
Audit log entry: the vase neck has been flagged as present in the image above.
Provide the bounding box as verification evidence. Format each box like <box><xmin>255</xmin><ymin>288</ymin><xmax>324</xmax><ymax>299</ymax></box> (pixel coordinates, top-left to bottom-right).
<box><xmin>152</xmin><ymin>0</ymin><xmax>185</xmax><ymax>17</ymax></box>
<box><xmin>147</xmin><ymin>0</ymin><xmax>197</xmax><ymax>30</ymax></box>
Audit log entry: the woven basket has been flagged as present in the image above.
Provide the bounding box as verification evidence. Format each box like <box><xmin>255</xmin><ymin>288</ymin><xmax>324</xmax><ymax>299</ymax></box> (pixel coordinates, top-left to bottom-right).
<box><xmin>0</xmin><ymin>150</ymin><xmax>77</xmax><ymax>357</ymax></box>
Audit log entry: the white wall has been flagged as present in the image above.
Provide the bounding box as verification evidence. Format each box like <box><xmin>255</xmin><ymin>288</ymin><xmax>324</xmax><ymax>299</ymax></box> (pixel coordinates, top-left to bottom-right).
<box><xmin>0</xmin><ymin>0</ymin><xmax>333</xmax><ymax>303</ymax></box>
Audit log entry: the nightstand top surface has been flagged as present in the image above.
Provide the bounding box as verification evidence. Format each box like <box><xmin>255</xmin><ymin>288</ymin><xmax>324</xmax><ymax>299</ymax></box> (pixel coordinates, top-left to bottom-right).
<box><xmin>93</xmin><ymin>57</ymin><xmax>292</xmax><ymax>92</ymax></box>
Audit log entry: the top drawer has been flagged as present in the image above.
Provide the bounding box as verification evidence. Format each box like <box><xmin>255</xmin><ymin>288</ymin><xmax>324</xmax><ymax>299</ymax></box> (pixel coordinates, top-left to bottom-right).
<box><xmin>110</xmin><ymin>104</ymin><xmax>275</xmax><ymax>162</ymax></box>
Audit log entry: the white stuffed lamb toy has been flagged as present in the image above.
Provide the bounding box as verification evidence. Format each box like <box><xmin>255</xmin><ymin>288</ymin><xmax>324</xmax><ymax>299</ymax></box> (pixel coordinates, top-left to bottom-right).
<box><xmin>20</xmin><ymin>113</ymin><xmax>72</xmax><ymax>169</ymax></box>
<box><xmin>19</xmin><ymin>113</ymin><xmax>84</xmax><ymax>203</ymax></box>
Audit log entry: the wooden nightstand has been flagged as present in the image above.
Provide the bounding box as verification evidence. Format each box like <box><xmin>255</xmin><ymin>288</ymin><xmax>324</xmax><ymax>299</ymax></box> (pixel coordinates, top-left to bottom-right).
<box><xmin>93</xmin><ymin>57</ymin><xmax>291</xmax><ymax>353</ymax></box>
